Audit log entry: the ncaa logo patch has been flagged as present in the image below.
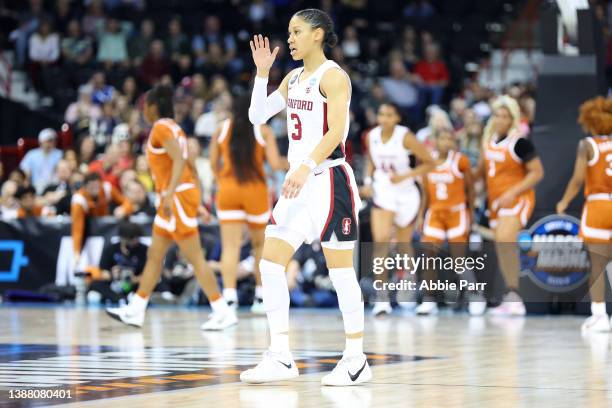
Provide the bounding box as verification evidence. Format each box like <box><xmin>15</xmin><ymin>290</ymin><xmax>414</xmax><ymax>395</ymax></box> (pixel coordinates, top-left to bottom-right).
<box><xmin>342</xmin><ymin>218</ymin><xmax>352</xmax><ymax>235</ymax></box>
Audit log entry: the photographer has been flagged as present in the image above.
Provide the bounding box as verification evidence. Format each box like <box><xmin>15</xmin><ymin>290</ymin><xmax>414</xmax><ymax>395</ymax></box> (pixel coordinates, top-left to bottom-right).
<box><xmin>87</xmin><ymin>222</ymin><xmax>147</xmax><ymax>303</ymax></box>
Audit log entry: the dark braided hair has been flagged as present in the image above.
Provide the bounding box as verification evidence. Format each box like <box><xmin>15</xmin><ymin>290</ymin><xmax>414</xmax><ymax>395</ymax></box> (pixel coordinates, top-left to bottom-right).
<box><xmin>294</xmin><ymin>8</ymin><xmax>338</xmax><ymax>48</ymax></box>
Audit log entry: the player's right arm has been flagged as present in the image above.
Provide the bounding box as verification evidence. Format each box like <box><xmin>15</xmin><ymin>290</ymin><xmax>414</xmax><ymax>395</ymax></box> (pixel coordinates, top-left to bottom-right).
<box><xmin>557</xmin><ymin>139</ymin><xmax>589</xmax><ymax>214</ymax></box>
<box><xmin>359</xmin><ymin>130</ymin><xmax>374</xmax><ymax>198</ymax></box>
<box><xmin>248</xmin><ymin>34</ymin><xmax>289</xmax><ymax>125</ymax></box>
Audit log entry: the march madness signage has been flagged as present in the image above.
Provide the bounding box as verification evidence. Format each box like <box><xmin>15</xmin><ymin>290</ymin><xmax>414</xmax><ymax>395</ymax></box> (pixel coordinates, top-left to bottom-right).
<box><xmin>518</xmin><ymin>214</ymin><xmax>589</xmax><ymax>292</ymax></box>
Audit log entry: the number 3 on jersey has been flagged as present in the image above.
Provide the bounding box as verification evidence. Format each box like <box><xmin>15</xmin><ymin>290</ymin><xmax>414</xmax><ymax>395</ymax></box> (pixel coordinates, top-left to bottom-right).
<box><xmin>290</xmin><ymin>113</ymin><xmax>302</xmax><ymax>141</ymax></box>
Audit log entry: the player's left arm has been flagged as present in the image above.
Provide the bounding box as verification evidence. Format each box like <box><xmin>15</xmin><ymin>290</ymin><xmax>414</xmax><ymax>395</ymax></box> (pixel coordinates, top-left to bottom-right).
<box><xmin>390</xmin><ymin>132</ymin><xmax>434</xmax><ymax>183</ymax></box>
<box><xmin>281</xmin><ymin>68</ymin><xmax>349</xmax><ymax>199</ymax></box>
<box><xmin>499</xmin><ymin>138</ymin><xmax>544</xmax><ymax>205</ymax></box>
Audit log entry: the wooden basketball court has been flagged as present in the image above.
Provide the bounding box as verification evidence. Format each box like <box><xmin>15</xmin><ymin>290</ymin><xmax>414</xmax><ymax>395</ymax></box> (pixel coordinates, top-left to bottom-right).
<box><xmin>0</xmin><ymin>305</ymin><xmax>608</xmax><ymax>407</ymax></box>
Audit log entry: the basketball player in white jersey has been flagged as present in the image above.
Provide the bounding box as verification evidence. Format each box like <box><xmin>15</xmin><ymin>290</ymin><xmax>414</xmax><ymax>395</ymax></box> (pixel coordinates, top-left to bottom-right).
<box><xmin>240</xmin><ymin>9</ymin><xmax>370</xmax><ymax>386</ymax></box>
<box><xmin>361</xmin><ymin>103</ymin><xmax>433</xmax><ymax>316</ymax></box>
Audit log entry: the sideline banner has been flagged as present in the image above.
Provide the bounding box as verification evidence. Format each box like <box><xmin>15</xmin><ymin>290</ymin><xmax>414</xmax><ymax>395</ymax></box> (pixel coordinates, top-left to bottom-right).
<box><xmin>0</xmin><ymin>217</ymin><xmax>219</xmax><ymax>292</ymax></box>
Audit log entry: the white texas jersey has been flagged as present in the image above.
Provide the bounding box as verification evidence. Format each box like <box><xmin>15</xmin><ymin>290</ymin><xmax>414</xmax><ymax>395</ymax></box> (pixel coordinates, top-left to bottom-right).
<box><xmin>368</xmin><ymin>125</ymin><xmax>414</xmax><ymax>182</ymax></box>
<box><xmin>286</xmin><ymin>60</ymin><xmax>350</xmax><ymax>166</ymax></box>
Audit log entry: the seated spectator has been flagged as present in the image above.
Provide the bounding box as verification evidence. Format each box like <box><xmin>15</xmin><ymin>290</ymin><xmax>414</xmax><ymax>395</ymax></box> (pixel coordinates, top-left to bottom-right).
<box><xmin>81</xmin><ymin>0</ymin><xmax>106</xmax><ymax>37</ymax></box>
<box><xmin>128</xmin><ymin>19</ymin><xmax>155</xmax><ymax>68</ymax></box>
<box><xmin>90</xmin><ymin>71</ymin><xmax>115</xmax><ymax>105</ymax></box>
<box><xmin>112</xmin><ymin>124</ymin><xmax>135</xmax><ymax>170</ymax></box>
<box><xmin>191</xmin><ymin>15</ymin><xmax>237</xmax><ymax>69</ymax></box>
<box><xmin>41</xmin><ymin>159</ymin><xmax>73</xmax><ymax>215</ymax></box>
<box><xmin>135</xmin><ymin>155</ymin><xmax>154</xmax><ymax>192</ymax></box>
<box><xmin>28</xmin><ymin>18</ymin><xmax>60</xmax><ymax>92</ymax></box>
<box><xmin>0</xmin><ymin>180</ymin><xmax>19</xmax><ymax>220</ymax></box>
<box><xmin>120</xmin><ymin>76</ymin><xmax>138</xmax><ymax>105</ymax></box>
<box><xmin>65</xmin><ymin>85</ymin><xmax>102</xmax><ymax>132</ymax></box>
<box><xmin>16</xmin><ymin>185</ymin><xmax>48</xmax><ymax>218</ymax></box>
<box><xmin>413</xmin><ymin>42</ymin><xmax>449</xmax><ymax>107</ymax></box>
<box><xmin>165</xmin><ymin>16</ymin><xmax>190</xmax><ymax>64</ymax></box>
<box><xmin>202</xmin><ymin>43</ymin><xmax>230</xmax><ymax>78</ymax></box>
<box><xmin>20</xmin><ymin>128</ymin><xmax>63</xmax><ymax>194</ymax></box>
<box><xmin>380</xmin><ymin>60</ymin><xmax>419</xmax><ymax>125</ymax></box>
<box><xmin>55</xmin><ymin>0</ymin><xmax>74</xmax><ymax>35</ymax></box>
<box><xmin>61</xmin><ymin>19</ymin><xmax>93</xmax><ymax>68</ymax></box>
<box><xmin>96</xmin><ymin>17</ymin><xmax>131</xmax><ymax>70</ymax></box>
<box><xmin>341</xmin><ymin>25</ymin><xmax>361</xmax><ymax>59</ymax></box>
<box><xmin>125</xmin><ymin>180</ymin><xmax>156</xmax><ymax>216</ymax></box>
<box><xmin>64</xmin><ymin>149</ymin><xmax>79</xmax><ymax>172</ymax></box>
<box><xmin>449</xmin><ymin>97</ymin><xmax>467</xmax><ymax>129</ymax></box>
<box><xmin>88</xmin><ymin>222</ymin><xmax>147</xmax><ymax>304</ymax></box>
<box><xmin>77</xmin><ymin>135</ymin><xmax>97</xmax><ymax>173</ymax></box>
<box><xmin>90</xmin><ymin>100</ymin><xmax>119</xmax><ymax>151</ymax></box>
<box><xmin>139</xmin><ymin>40</ymin><xmax>171</xmax><ymax>87</ymax></box>
<box><xmin>7</xmin><ymin>168</ymin><xmax>28</xmax><ymax>187</ymax></box>
<box><xmin>89</xmin><ymin>143</ymin><xmax>121</xmax><ymax>188</ymax></box>
<box><xmin>71</xmin><ymin>172</ymin><xmax>132</xmax><ymax>270</ymax></box>
<box><xmin>9</xmin><ymin>0</ymin><xmax>48</xmax><ymax>68</ymax></box>
<box><xmin>194</xmin><ymin>91</ymin><xmax>232</xmax><ymax>139</ymax></box>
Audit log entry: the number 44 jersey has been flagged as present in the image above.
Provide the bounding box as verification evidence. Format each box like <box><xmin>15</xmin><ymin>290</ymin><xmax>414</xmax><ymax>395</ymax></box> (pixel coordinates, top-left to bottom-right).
<box><xmin>286</xmin><ymin>60</ymin><xmax>350</xmax><ymax>168</ymax></box>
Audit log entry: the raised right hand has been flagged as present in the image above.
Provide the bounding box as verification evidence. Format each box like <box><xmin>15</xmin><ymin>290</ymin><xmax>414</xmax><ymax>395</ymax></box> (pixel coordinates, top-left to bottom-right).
<box><xmin>249</xmin><ymin>34</ymin><xmax>279</xmax><ymax>76</ymax></box>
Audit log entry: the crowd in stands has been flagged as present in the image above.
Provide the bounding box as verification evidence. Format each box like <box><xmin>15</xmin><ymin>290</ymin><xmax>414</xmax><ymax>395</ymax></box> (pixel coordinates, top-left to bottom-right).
<box><xmin>0</xmin><ymin>0</ymin><xmax>552</xmax><ymax>306</ymax></box>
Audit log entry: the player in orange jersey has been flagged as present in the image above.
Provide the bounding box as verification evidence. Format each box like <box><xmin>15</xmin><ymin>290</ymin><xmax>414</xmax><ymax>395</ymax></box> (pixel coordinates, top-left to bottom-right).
<box><xmin>477</xmin><ymin>95</ymin><xmax>544</xmax><ymax>316</ymax></box>
<box><xmin>210</xmin><ymin>95</ymin><xmax>288</xmax><ymax>315</ymax></box>
<box><xmin>419</xmin><ymin>128</ymin><xmax>485</xmax><ymax>315</ymax></box>
<box><xmin>106</xmin><ymin>85</ymin><xmax>235</xmax><ymax>330</ymax></box>
<box><xmin>557</xmin><ymin>96</ymin><xmax>612</xmax><ymax>332</ymax></box>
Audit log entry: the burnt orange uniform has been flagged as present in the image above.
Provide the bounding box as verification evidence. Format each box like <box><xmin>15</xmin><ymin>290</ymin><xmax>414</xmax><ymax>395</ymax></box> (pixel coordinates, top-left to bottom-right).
<box><xmin>17</xmin><ymin>206</ymin><xmax>45</xmax><ymax>218</ymax></box>
<box><xmin>147</xmin><ymin>118</ymin><xmax>200</xmax><ymax>240</ymax></box>
<box><xmin>580</xmin><ymin>135</ymin><xmax>612</xmax><ymax>242</ymax></box>
<box><xmin>422</xmin><ymin>151</ymin><xmax>470</xmax><ymax>242</ymax></box>
<box><xmin>484</xmin><ymin>132</ymin><xmax>536</xmax><ymax>228</ymax></box>
<box><xmin>215</xmin><ymin>119</ymin><xmax>270</xmax><ymax>228</ymax></box>
<box><xmin>71</xmin><ymin>181</ymin><xmax>132</xmax><ymax>254</ymax></box>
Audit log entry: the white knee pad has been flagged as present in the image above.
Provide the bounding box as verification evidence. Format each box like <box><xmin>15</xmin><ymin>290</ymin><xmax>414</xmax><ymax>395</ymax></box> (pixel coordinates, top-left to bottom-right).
<box><xmin>259</xmin><ymin>259</ymin><xmax>290</xmax><ymax>333</ymax></box>
<box><xmin>329</xmin><ymin>267</ymin><xmax>364</xmax><ymax>334</ymax></box>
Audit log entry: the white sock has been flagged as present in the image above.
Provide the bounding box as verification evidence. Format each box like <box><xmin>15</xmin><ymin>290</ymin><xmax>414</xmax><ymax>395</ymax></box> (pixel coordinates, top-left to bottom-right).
<box><xmin>329</xmin><ymin>268</ymin><xmax>364</xmax><ymax>334</ymax></box>
<box><xmin>260</xmin><ymin>259</ymin><xmax>290</xmax><ymax>351</ymax></box>
<box><xmin>130</xmin><ymin>293</ymin><xmax>149</xmax><ymax>312</ymax></box>
<box><xmin>270</xmin><ymin>333</ymin><xmax>290</xmax><ymax>353</ymax></box>
<box><xmin>223</xmin><ymin>288</ymin><xmax>238</xmax><ymax>303</ymax></box>
<box><xmin>345</xmin><ymin>336</ymin><xmax>364</xmax><ymax>357</ymax></box>
<box><xmin>210</xmin><ymin>297</ymin><xmax>230</xmax><ymax>315</ymax></box>
<box><xmin>255</xmin><ymin>285</ymin><xmax>263</xmax><ymax>299</ymax></box>
<box><xmin>591</xmin><ymin>301</ymin><xmax>606</xmax><ymax>316</ymax></box>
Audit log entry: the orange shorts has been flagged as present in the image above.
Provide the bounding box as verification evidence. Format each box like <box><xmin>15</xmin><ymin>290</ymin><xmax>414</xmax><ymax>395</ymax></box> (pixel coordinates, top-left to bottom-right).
<box><xmin>422</xmin><ymin>204</ymin><xmax>470</xmax><ymax>243</ymax></box>
<box><xmin>216</xmin><ymin>179</ymin><xmax>270</xmax><ymax>228</ymax></box>
<box><xmin>488</xmin><ymin>190</ymin><xmax>535</xmax><ymax>229</ymax></box>
<box><xmin>580</xmin><ymin>196</ymin><xmax>612</xmax><ymax>243</ymax></box>
<box><xmin>153</xmin><ymin>186</ymin><xmax>200</xmax><ymax>241</ymax></box>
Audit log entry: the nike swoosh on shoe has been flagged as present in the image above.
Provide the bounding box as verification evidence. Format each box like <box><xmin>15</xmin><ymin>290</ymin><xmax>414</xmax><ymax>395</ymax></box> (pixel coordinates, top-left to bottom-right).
<box><xmin>348</xmin><ymin>359</ymin><xmax>367</xmax><ymax>382</ymax></box>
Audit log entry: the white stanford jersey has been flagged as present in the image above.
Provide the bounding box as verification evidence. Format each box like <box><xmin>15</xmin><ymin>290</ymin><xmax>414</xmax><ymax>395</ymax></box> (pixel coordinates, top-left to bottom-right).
<box><xmin>368</xmin><ymin>125</ymin><xmax>414</xmax><ymax>184</ymax></box>
<box><xmin>286</xmin><ymin>60</ymin><xmax>350</xmax><ymax>166</ymax></box>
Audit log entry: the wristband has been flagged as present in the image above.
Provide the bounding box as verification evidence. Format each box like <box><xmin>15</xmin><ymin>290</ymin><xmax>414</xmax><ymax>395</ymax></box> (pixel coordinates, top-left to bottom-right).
<box><xmin>302</xmin><ymin>158</ymin><xmax>317</xmax><ymax>172</ymax></box>
<box><xmin>363</xmin><ymin>176</ymin><xmax>372</xmax><ymax>186</ymax></box>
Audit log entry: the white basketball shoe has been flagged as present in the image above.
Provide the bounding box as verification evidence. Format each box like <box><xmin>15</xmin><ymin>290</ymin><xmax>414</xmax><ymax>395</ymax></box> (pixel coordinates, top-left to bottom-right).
<box><xmin>240</xmin><ymin>350</ymin><xmax>299</xmax><ymax>384</ymax></box>
<box><xmin>321</xmin><ymin>353</ymin><xmax>372</xmax><ymax>386</ymax></box>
